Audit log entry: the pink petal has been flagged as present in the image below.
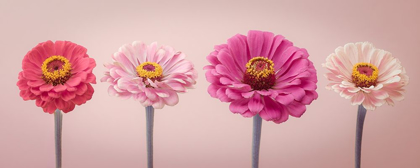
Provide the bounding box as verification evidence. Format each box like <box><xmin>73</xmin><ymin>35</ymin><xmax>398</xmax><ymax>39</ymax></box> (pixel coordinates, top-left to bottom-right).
<box><xmin>163</xmin><ymin>91</ymin><xmax>179</xmax><ymax>106</ymax></box>
<box><xmin>351</xmin><ymin>92</ymin><xmax>365</xmax><ymax>105</ymax></box>
<box><xmin>17</xmin><ymin>79</ymin><xmax>29</xmax><ymax>90</ymax></box>
<box><xmin>53</xmin><ymin>84</ymin><xmax>67</xmax><ymax>92</ymax></box>
<box><xmin>229</xmin><ymin>99</ymin><xmax>249</xmax><ymax>114</ymax></box>
<box><xmin>75</xmin><ymin>83</ymin><xmax>88</xmax><ymax>95</ymax></box>
<box><xmin>241</xmin><ymin>91</ymin><xmax>255</xmax><ymax>98</ymax></box>
<box><xmin>248</xmin><ymin>94</ymin><xmax>263</xmax><ymax>114</ymax></box>
<box><xmin>227</xmin><ymin>34</ymin><xmax>248</xmax><ymax>72</ymax></box>
<box><xmin>267</xmin><ymin>35</ymin><xmax>285</xmax><ymax>60</ymax></box>
<box><xmin>66</xmin><ymin>77</ymin><xmax>82</xmax><ymax>86</ymax></box>
<box><xmin>216</xmin><ymin>88</ymin><xmax>231</xmax><ymax>102</ymax></box>
<box><xmin>226</xmin><ymin>89</ymin><xmax>243</xmax><ymax>100</ymax></box>
<box><xmin>27</xmin><ymin>79</ymin><xmax>45</xmax><ymax>87</ymax></box>
<box><xmin>48</xmin><ymin>91</ymin><xmax>60</xmax><ymax>98</ymax></box>
<box><xmin>259</xmin><ymin>96</ymin><xmax>283</xmax><ymax>122</ymax></box>
<box><xmin>275</xmin><ymin>94</ymin><xmax>294</xmax><ymax>105</ymax></box>
<box><xmin>287</xmin><ymin>101</ymin><xmax>306</xmax><ymax>117</ymax></box>
<box><xmin>61</xmin><ymin>91</ymin><xmax>76</xmax><ymax>101</ymax></box>
<box><xmin>216</xmin><ymin>50</ymin><xmax>242</xmax><ymax>80</ymax></box>
<box><xmin>207</xmin><ymin>84</ymin><xmax>219</xmax><ymax>98</ymax></box>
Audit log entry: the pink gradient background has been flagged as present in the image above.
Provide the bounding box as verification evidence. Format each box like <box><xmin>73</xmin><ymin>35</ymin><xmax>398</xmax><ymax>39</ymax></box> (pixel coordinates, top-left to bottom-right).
<box><xmin>1</xmin><ymin>0</ymin><xmax>420</xmax><ymax>167</ymax></box>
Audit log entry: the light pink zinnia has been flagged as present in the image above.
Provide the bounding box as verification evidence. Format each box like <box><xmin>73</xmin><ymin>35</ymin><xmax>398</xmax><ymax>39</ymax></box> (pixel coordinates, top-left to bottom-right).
<box><xmin>204</xmin><ymin>30</ymin><xmax>318</xmax><ymax>124</ymax></box>
<box><xmin>101</xmin><ymin>41</ymin><xmax>197</xmax><ymax>108</ymax></box>
<box><xmin>17</xmin><ymin>41</ymin><xmax>96</xmax><ymax>113</ymax></box>
<box><xmin>323</xmin><ymin>42</ymin><xmax>409</xmax><ymax>110</ymax></box>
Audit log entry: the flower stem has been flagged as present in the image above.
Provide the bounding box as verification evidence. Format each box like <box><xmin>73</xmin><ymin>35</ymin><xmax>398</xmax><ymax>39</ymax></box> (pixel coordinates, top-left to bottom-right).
<box><xmin>54</xmin><ymin>109</ymin><xmax>63</xmax><ymax>168</ymax></box>
<box><xmin>355</xmin><ymin>105</ymin><xmax>367</xmax><ymax>168</ymax></box>
<box><xmin>145</xmin><ymin>106</ymin><xmax>154</xmax><ymax>168</ymax></box>
<box><xmin>252</xmin><ymin>114</ymin><xmax>262</xmax><ymax>168</ymax></box>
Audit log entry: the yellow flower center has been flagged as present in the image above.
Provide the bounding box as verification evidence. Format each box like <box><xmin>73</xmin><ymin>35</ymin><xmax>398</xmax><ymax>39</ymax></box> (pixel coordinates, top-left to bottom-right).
<box><xmin>136</xmin><ymin>62</ymin><xmax>163</xmax><ymax>79</ymax></box>
<box><xmin>246</xmin><ymin>57</ymin><xmax>275</xmax><ymax>79</ymax></box>
<box><xmin>243</xmin><ymin>57</ymin><xmax>276</xmax><ymax>90</ymax></box>
<box><xmin>41</xmin><ymin>55</ymin><xmax>72</xmax><ymax>86</ymax></box>
<box><xmin>351</xmin><ymin>62</ymin><xmax>378</xmax><ymax>88</ymax></box>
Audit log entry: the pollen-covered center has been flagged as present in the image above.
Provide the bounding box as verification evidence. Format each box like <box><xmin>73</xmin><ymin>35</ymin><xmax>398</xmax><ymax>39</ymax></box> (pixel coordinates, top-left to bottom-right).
<box><xmin>243</xmin><ymin>57</ymin><xmax>275</xmax><ymax>90</ymax></box>
<box><xmin>41</xmin><ymin>56</ymin><xmax>72</xmax><ymax>86</ymax></box>
<box><xmin>352</xmin><ymin>62</ymin><xmax>378</xmax><ymax>88</ymax></box>
<box><xmin>136</xmin><ymin>62</ymin><xmax>163</xmax><ymax>80</ymax></box>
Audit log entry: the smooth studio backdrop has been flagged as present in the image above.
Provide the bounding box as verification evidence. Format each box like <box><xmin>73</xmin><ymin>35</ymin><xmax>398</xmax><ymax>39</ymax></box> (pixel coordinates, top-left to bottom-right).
<box><xmin>1</xmin><ymin>0</ymin><xmax>419</xmax><ymax>167</ymax></box>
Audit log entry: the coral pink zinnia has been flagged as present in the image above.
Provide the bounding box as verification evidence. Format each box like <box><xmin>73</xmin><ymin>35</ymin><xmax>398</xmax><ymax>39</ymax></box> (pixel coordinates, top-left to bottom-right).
<box><xmin>204</xmin><ymin>30</ymin><xmax>318</xmax><ymax>124</ymax></box>
<box><xmin>17</xmin><ymin>40</ymin><xmax>96</xmax><ymax>113</ymax></box>
<box><xmin>101</xmin><ymin>41</ymin><xmax>197</xmax><ymax>108</ymax></box>
<box><xmin>323</xmin><ymin>42</ymin><xmax>409</xmax><ymax>110</ymax></box>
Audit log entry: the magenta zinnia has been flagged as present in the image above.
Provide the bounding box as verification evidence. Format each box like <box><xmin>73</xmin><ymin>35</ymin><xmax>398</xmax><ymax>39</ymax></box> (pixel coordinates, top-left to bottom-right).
<box><xmin>17</xmin><ymin>41</ymin><xmax>96</xmax><ymax>113</ymax></box>
<box><xmin>204</xmin><ymin>30</ymin><xmax>318</xmax><ymax>124</ymax></box>
<box><xmin>323</xmin><ymin>42</ymin><xmax>409</xmax><ymax>110</ymax></box>
<box><xmin>101</xmin><ymin>41</ymin><xmax>197</xmax><ymax>108</ymax></box>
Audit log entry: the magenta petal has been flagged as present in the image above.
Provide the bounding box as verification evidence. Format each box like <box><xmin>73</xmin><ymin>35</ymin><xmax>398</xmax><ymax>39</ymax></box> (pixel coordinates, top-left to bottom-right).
<box><xmin>287</xmin><ymin>101</ymin><xmax>306</xmax><ymax>117</ymax></box>
<box><xmin>290</xmin><ymin>87</ymin><xmax>306</xmax><ymax>101</ymax></box>
<box><xmin>248</xmin><ymin>94</ymin><xmax>263</xmax><ymax>114</ymax></box>
<box><xmin>216</xmin><ymin>88</ymin><xmax>232</xmax><ymax>102</ymax></box>
<box><xmin>242</xmin><ymin>91</ymin><xmax>255</xmax><ymax>98</ymax></box>
<box><xmin>226</xmin><ymin>89</ymin><xmax>242</xmax><ymax>100</ymax></box>
<box><xmin>300</xmin><ymin>91</ymin><xmax>318</xmax><ymax>105</ymax></box>
<box><xmin>275</xmin><ymin>94</ymin><xmax>294</xmax><ymax>105</ymax></box>
<box><xmin>242</xmin><ymin>110</ymin><xmax>257</xmax><ymax>117</ymax></box>
<box><xmin>220</xmin><ymin>77</ymin><xmax>234</xmax><ymax>85</ymax></box>
<box><xmin>227</xmin><ymin>34</ymin><xmax>249</xmax><ymax>72</ymax></box>
<box><xmin>267</xmin><ymin>35</ymin><xmax>285</xmax><ymax>60</ymax></box>
<box><xmin>259</xmin><ymin>96</ymin><xmax>283</xmax><ymax>122</ymax></box>
<box><xmin>217</xmin><ymin>50</ymin><xmax>242</xmax><ymax>79</ymax></box>
<box><xmin>229</xmin><ymin>98</ymin><xmax>249</xmax><ymax>114</ymax></box>
<box><xmin>207</xmin><ymin>84</ymin><xmax>219</xmax><ymax>98</ymax></box>
<box><xmin>247</xmin><ymin>30</ymin><xmax>274</xmax><ymax>58</ymax></box>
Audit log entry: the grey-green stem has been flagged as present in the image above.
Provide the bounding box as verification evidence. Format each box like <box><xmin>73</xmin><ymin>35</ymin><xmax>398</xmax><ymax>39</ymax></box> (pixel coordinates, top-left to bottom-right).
<box><xmin>355</xmin><ymin>105</ymin><xmax>367</xmax><ymax>168</ymax></box>
<box><xmin>146</xmin><ymin>106</ymin><xmax>154</xmax><ymax>168</ymax></box>
<box><xmin>54</xmin><ymin>109</ymin><xmax>63</xmax><ymax>168</ymax></box>
<box><xmin>252</xmin><ymin>114</ymin><xmax>262</xmax><ymax>168</ymax></box>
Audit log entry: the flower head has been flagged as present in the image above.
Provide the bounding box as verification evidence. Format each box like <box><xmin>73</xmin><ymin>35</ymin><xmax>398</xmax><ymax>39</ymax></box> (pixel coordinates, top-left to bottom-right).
<box><xmin>323</xmin><ymin>42</ymin><xmax>409</xmax><ymax>110</ymax></box>
<box><xmin>17</xmin><ymin>41</ymin><xmax>96</xmax><ymax>113</ymax></box>
<box><xmin>101</xmin><ymin>41</ymin><xmax>197</xmax><ymax>109</ymax></box>
<box><xmin>204</xmin><ymin>30</ymin><xmax>318</xmax><ymax>124</ymax></box>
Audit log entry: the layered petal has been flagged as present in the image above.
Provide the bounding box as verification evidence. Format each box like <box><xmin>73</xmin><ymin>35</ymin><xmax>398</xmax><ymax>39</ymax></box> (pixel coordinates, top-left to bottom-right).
<box><xmin>205</xmin><ymin>30</ymin><xmax>317</xmax><ymax>124</ymax></box>
<box><xmin>17</xmin><ymin>40</ymin><xmax>96</xmax><ymax>113</ymax></box>
<box><xmin>324</xmin><ymin>42</ymin><xmax>408</xmax><ymax>110</ymax></box>
<box><xmin>102</xmin><ymin>41</ymin><xmax>197</xmax><ymax>108</ymax></box>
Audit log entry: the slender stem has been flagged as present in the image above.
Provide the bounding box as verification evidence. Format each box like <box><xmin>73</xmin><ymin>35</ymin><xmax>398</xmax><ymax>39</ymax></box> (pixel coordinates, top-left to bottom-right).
<box><xmin>252</xmin><ymin>114</ymin><xmax>262</xmax><ymax>168</ymax></box>
<box><xmin>355</xmin><ymin>105</ymin><xmax>367</xmax><ymax>168</ymax></box>
<box><xmin>54</xmin><ymin>109</ymin><xmax>63</xmax><ymax>168</ymax></box>
<box><xmin>145</xmin><ymin>106</ymin><xmax>154</xmax><ymax>168</ymax></box>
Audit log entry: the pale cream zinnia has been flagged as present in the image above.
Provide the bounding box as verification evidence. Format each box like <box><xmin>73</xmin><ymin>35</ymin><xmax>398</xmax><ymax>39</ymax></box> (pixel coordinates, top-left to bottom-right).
<box><xmin>323</xmin><ymin>42</ymin><xmax>408</xmax><ymax>110</ymax></box>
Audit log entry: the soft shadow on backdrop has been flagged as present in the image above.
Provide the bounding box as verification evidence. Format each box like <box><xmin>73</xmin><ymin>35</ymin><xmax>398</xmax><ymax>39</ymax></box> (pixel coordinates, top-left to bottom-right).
<box><xmin>1</xmin><ymin>0</ymin><xmax>419</xmax><ymax>167</ymax></box>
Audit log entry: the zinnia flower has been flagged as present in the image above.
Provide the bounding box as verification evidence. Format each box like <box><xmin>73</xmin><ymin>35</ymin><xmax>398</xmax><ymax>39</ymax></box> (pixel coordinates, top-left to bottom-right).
<box><xmin>17</xmin><ymin>41</ymin><xmax>96</xmax><ymax>113</ymax></box>
<box><xmin>101</xmin><ymin>41</ymin><xmax>197</xmax><ymax>108</ymax></box>
<box><xmin>204</xmin><ymin>30</ymin><xmax>318</xmax><ymax>124</ymax></box>
<box><xmin>323</xmin><ymin>42</ymin><xmax>409</xmax><ymax>110</ymax></box>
